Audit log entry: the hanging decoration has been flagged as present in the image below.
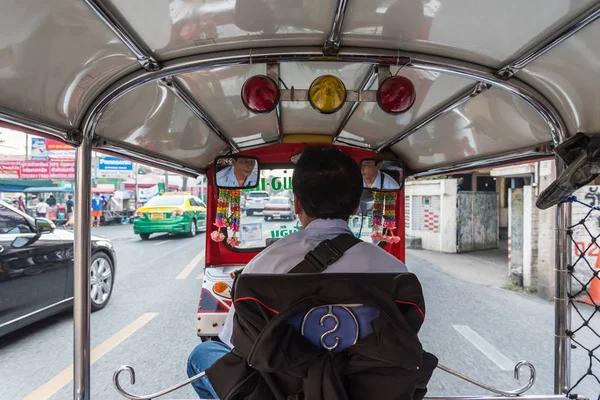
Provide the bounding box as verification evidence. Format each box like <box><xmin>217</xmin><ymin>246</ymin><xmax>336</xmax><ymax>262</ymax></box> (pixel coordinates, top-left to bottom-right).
<box><xmin>370</xmin><ymin>191</ymin><xmax>401</xmax><ymax>244</ymax></box>
<box><xmin>211</xmin><ymin>189</ymin><xmax>242</xmax><ymax>247</ymax></box>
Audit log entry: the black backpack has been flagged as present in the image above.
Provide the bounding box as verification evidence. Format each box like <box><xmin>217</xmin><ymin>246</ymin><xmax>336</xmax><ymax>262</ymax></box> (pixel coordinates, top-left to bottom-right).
<box><xmin>207</xmin><ymin>234</ymin><xmax>438</xmax><ymax>400</ymax></box>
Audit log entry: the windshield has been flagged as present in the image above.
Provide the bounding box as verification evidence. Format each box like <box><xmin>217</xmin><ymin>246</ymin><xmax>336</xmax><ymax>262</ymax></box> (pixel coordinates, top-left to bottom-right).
<box><xmin>144</xmin><ymin>196</ymin><xmax>186</xmax><ymax>207</ymax></box>
<box><xmin>228</xmin><ymin>167</ymin><xmax>377</xmax><ymax>249</ymax></box>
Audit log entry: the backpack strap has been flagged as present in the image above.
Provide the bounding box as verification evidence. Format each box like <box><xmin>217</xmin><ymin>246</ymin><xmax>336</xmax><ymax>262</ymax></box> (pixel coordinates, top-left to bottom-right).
<box><xmin>288</xmin><ymin>234</ymin><xmax>362</xmax><ymax>274</ymax></box>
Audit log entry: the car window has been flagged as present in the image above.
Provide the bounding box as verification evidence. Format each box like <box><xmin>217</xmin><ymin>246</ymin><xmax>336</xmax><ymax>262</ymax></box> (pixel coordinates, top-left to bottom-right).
<box><xmin>248</xmin><ymin>192</ymin><xmax>269</xmax><ymax>198</ymax></box>
<box><xmin>144</xmin><ymin>196</ymin><xmax>185</xmax><ymax>207</ymax></box>
<box><xmin>0</xmin><ymin>205</ymin><xmax>32</xmax><ymax>234</ymax></box>
<box><xmin>193</xmin><ymin>197</ymin><xmax>206</xmax><ymax>208</ymax></box>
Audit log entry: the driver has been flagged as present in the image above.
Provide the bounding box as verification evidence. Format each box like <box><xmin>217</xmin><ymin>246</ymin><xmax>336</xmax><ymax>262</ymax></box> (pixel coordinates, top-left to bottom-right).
<box><xmin>215</xmin><ymin>157</ymin><xmax>258</xmax><ymax>187</ymax></box>
<box><xmin>361</xmin><ymin>160</ymin><xmax>401</xmax><ymax>190</ymax></box>
<box><xmin>187</xmin><ymin>147</ymin><xmax>408</xmax><ymax>399</ymax></box>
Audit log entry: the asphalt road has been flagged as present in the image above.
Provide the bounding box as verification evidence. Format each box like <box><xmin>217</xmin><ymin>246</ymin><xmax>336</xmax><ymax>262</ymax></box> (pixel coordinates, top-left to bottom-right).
<box><xmin>0</xmin><ymin>223</ymin><xmax>598</xmax><ymax>399</ymax></box>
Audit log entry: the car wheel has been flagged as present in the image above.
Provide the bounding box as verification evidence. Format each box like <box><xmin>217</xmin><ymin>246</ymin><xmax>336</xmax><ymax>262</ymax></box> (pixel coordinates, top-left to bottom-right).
<box><xmin>188</xmin><ymin>219</ymin><xmax>197</xmax><ymax>237</ymax></box>
<box><xmin>140</xmin><ymin>233</ymin><xmax>150</xmax><ymax>240</ymax></box>
<box><xmin>90</xmin><ymin>252</ymin><xmax>114</xmax><ymax>312</ymax></box>
<box><xmin>264</xmin><ymin>216</ymin><xmax>269</xmax><ymax>221</ymax></box>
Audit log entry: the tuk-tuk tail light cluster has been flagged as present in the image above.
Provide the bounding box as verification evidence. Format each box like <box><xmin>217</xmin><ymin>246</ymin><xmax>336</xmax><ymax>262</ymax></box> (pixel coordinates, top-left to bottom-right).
<box><xmin>241</xmin><ymin>73</ymin><xmax>416</xmax><ymax>115</ymax></box>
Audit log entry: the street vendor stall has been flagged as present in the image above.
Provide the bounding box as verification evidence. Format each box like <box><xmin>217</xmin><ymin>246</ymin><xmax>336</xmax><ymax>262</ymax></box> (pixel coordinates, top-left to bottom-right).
<box><xmin>23</xmin><ymin>186</ymin><xmax>74</xmax><ymax>223</ymax></box>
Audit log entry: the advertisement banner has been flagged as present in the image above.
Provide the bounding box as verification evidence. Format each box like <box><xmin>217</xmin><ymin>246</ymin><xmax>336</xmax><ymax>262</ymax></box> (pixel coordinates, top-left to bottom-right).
<box><xmin>0</xmin><ymin>160</ymin><xmax>75</xmax><ymax>180</ymax></box>
<box><xmin>98</xmin><ymin>156</ymin><xmax>134</xmax><ymax>179</ymax></box>
<box><xmin>30</xmin><ymin>138</ymin><xmax>48</xmax><ymax>160</ymax></box>
<box><xmin>0</xmin><ymin>161</ymin><xmax>22</xmax><ymax>179</ymax></box>
<box><xmin>46</xmin><ymin>139</ymin><xmax>75</xmax><ymax>160</ymax></box>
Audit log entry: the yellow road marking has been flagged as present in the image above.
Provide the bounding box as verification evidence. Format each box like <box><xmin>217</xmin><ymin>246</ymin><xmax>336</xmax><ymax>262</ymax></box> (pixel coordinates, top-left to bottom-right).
<box><xmin>176</xmin><ymin>253</ymin><xmax>205</xmax><ymax>280</ymax></box>
<box><xmin>24</xmin><ymin>313</ymin><xmax>158</xmax><ymax>400</ymax></box>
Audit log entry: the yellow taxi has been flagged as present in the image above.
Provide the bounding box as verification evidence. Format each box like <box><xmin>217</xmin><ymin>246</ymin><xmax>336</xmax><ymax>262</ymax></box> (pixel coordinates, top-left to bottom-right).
<box><xmin>133</xmin><ymin>192</ymin><xmax>207</xmax><ymax>240</ymax></box>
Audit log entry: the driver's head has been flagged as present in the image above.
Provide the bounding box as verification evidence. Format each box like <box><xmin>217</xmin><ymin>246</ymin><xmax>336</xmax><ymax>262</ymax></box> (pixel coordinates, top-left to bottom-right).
<box><xmin>361</xmin><ymin>160</ymin><xmax>382</xmax><ymax>181</ymax></box>
<box><xmin>292</xmin><ymin>147</ymin><xmax>362</xmax><ymax>220</ymax></box>
<box><xmin>231</xmin><ymin>157</ymin><xmax>255</xmax><ymax>177</ymax></box>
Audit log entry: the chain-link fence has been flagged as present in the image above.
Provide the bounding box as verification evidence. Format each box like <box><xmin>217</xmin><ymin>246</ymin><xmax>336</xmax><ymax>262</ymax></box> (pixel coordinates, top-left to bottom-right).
<box><xmin>565</xmin><ymin>196</ymin><xmax>600</xmax><ymax>399</ymax></box>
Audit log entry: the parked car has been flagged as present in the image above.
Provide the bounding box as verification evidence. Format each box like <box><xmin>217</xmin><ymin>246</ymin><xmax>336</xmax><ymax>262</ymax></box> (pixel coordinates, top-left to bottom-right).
<box><xmin>0</xmin><ymin>200</ymin><xmax>117</xmax><ymax>337</ymax></box>
<box><xmin>245</xmin><ymin>191</ymin><xmax>270</xmax><ymax>216</ymax></box>
<box><xmin>133</xmin><ymin>192</ymin><xmax>207</xmax><ymax>240</ymax></box>
<box><xmin>263</xmin><ymin>196</ymin><xmax>296</xmax><ymax>221</ymax></box>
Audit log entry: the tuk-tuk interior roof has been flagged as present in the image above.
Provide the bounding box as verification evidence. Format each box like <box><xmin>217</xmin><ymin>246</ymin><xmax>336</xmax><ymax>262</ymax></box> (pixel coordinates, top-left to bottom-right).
<box><xmin>1</xmin><ymin>0</ymin><xmax>599</xmax><ymax>176</ymax></box>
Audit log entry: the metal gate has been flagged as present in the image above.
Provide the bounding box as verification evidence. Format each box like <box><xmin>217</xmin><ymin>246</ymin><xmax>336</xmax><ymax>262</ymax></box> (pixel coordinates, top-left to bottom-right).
<box><xmin>457</xmin><ymin>191</ymin><xmax>499</xmax><ymax>253</ymax></box>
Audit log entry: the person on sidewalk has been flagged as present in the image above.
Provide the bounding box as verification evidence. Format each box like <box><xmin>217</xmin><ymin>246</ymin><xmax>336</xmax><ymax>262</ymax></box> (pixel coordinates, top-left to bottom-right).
<box><xmin>91</xmin><ymin>194</ymin><xmax>105</xmax><ymax>227</ymax></box>
<box><xmin>35</xmin><ymin>199</ymin><xmax>48</xmax><ymax>218</ymax></box>
<box><xmin>186</xmin><ymin>147</ymin><xmax>408</xmax><ymax>398</ymax></box>
<box><xmin>66</xmin><ymin>195</ymin><xmax>74</xmax><ymax>219</ymax></box>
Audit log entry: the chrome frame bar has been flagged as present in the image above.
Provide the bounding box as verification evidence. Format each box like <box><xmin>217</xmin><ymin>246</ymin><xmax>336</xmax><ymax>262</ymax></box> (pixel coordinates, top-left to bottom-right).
<box><xmin>323</xmin><ymin>0</ymin><xmax>349</xmax><ymax>55</ymax></box>
<box><xmin>73</xmin><ymin>134</ymin><xmax>93</xmax><ymax>400</ymax></box>
<box><xmin>332</xmin><ymin>65</ymin><xmax>379</xmax><ymax>142</ymax></box>
<box><xmin>378</xmin><ymin>3</ymin><xmax>600</xmax><ymax>151</ymax></box>
<box><xmin>376</xmin><ymin>82</ymin><xmax>489</xmax><ymax>151</ymax></box>
<box><xmin>0</xmin><ymin>109</ymin><xmax>77</xmax><ymax>145</ymax></box>
<box><xmin>82</xmin><ymin>0</ymin><xmax>159</xmax><ymax>71</ymax></box>
<box><xmin>498</xmin><ymin>2</ymin><xmax>600</xmax><ymax>79</ymax></box>
<box><xmin>554</xmin><ymin>157</ymin><xmax>572</xmax><ymax>394</ymax></box>
<box><xmin>78</xmin><ymin>47</ymin><xmax>567</xmax><ymax>157</ymax></box>
<box><xmin>266</xmin><ymin>63</ymin><xmax>283</xmax><ymax>142</ymax></box>
<box><xmin>410</xmin><ymin>144</ymin><xmax>553</xmax><ymax>178</ymax></box>
<box><xmin>94</xmin><ymin>137</ymin><xmax>204</xmax><ymax>177</ymax></box>
<box><xmin>158</xmin><ymin>76</ymin><xmax>239</xmax><ymax>152</ymax></box>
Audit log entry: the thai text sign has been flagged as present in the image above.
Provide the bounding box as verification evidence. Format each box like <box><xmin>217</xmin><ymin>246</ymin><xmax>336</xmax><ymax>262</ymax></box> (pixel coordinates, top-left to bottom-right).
<box><xmin>0</xmin><ymin>160</ymin><xmax>75</xmax><ymax>180</ymax></box>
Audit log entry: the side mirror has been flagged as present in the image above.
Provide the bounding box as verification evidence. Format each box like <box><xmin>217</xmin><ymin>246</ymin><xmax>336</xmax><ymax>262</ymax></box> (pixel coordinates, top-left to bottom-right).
<box><xmin>360</xmin><ymin>158</ymin><xmax>406</xmax><ymax>192</ymax></box>
<box><xmin>214</xmin><ymin>156</ymin><xmax>260</xmax><ymax>189</ymax></box>
<box><xmin>35</xmin><ymin>218</ymin><xmax>55</xmax><ymax>234</ymax></box>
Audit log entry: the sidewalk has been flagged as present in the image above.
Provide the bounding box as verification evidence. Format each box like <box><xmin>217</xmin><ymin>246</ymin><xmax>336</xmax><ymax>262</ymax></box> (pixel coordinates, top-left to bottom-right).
<box><xmin>406</xmin><ymin>246</ymin><xmax>509</xmax><ymax>290</ymax></box>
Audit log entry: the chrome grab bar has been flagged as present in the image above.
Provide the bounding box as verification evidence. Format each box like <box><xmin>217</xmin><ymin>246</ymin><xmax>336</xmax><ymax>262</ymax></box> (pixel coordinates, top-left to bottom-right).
<box><xmin>436</xmin><ymin>361</ymin><xmax>535</xmax><ymax>396</ymax></box>
<box><xmin>113</xmin><ymin>360</ymin><xmax>584</xmax><ymax>400</ymax></box>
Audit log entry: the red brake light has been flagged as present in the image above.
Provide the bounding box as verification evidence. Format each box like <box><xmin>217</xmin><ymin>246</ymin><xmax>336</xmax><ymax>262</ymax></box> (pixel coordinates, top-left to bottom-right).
<box><xmin>377</xmin><ymin>76</ymin><xmax>416</xmax><ymax>115</ymax></box>
<box><xmin>241</xmin><ymin>75</ymin><xmax>279</xmax><ymax>113</ymax></box>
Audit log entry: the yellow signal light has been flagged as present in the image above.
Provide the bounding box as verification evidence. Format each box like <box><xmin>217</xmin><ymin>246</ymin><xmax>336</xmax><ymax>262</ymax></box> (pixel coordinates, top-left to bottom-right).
<box><xmin>308</xmin><ymin>75</ymin><xmax>346</xmax><ymax>114</ymax></box>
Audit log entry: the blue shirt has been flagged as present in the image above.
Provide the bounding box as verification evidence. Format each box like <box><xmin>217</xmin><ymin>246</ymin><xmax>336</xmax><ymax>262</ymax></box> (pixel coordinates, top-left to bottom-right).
<box><xmin>363</xmin><ymin>171</ymin><xmax>400</xmax><ymax>190</ymax></box>
<box><xmin>218</xmin><ymin>218</ymin><xmax>408</xmax><ymax>347</ymax></box>
<box><xmin>91</xmin><ymin>197</ymin><xmax>104</xmax><ymax>211</ymax></box>
<box><xmin>216</xmin><ymin>166</ymin><xmax>257</xmax><ymax>187</ymax></box>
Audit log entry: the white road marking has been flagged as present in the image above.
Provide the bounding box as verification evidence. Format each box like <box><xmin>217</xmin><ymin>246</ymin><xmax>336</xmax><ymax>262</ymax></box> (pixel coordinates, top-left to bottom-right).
<box><xmin>176</xmin><ymin>253</ymin><xmax>205</xmax><ymax>280</ymax></box>
<box><xmin>153</xmin><ymin>240</ymin><xmax>171</xmax><ymax>246</ymax></box>
<box><xmin>24</xmin><ymin>313</ymin><xmax>158</xmax><ymax>400</ymax></box>
<box><xmin>196</xmin><ymin>272</ymin><xmax>205</xmax><ymax>280</ymax></box>
<box><xmin>453</xmin><ymin>325</ymin><xmax>514</xmax><ymax>371</ymax></box>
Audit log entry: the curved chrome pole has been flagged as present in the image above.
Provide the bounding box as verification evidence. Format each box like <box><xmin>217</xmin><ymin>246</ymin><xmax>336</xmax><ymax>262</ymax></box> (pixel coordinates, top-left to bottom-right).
<box><xmin>437</xmin><ymin>361</ymin><xmax>536</xmax><ymax>396</ymax></box>
<box><xmin>113</xmin><ymin>365</ymin><xmax>207</xmax><ymax>400</ymax></box>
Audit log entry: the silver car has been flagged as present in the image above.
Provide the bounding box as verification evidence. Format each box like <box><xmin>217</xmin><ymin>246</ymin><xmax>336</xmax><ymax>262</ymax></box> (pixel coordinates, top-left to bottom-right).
<box><xmin>263</xmin><ymin>196</ymin><xmax>296</xmax><ymax>221</ymax></box>
<box><xmin>245</xmin><ymin>191</ymin><xmax>270</xmax><ymax>216</ymax></box>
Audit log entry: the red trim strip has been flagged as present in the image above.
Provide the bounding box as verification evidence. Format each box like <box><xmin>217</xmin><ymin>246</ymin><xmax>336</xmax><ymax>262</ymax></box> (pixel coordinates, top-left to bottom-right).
<box><xmin>394</xmin><ymin>300</ymin><xmax>425</xmax><ymax>322</ymax></box>
<box><xmin>235</xmin><ymin>297</ymin><xmax>280</xmax><ymax>314</ymax></box>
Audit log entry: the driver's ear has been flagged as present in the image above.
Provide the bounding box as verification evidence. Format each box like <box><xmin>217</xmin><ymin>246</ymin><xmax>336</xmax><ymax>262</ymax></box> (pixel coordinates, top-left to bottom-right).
<box><xmin>293</xmin><ymin>196</ymin><xmax>302</xmax><ymax>214</ymax></box>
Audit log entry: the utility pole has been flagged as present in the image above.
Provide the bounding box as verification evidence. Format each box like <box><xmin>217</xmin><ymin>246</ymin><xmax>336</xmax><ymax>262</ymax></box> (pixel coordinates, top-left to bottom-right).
<box><xmin>164</xmin><ymin>170</ymin><xmax>169</xmax><ymax>193</ymax></box>
<box><xmin>25</xmin><ymin>134</ymin><xmax>29</xmax><ymax>160</ymax></box>
<box><xmin>182</xmin><ymin>175</ymin><xmax>188</xmax><ymax>192</ymax></box>
<box><xmin>134</xmin><ymin>162</ymin><xmax>138</xmax><ymax>209</ymax></box>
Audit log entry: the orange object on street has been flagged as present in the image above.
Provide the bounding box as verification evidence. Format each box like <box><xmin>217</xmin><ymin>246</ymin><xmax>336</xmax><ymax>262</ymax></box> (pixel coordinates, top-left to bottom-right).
<box><xmin>576</xmin><ymin>255</ymin><xmax>600</xmax><ymax>306</ymax></box>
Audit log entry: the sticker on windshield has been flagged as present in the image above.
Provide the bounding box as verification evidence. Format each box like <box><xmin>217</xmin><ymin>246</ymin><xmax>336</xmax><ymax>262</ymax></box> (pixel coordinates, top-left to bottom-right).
<box><xmin>241</xmin><ymin>223</ymin><xmax>263</xmax><ymax>242</ymax></box>
<box><xmin>269</xmin><ymin>225</ymin><xmax>301</xmax><ymax>238</ymax></box>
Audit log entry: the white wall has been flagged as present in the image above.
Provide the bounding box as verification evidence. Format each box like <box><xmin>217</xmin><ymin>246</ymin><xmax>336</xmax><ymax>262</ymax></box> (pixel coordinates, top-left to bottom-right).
<box><xmin>405</xmin><ymin>179</ymin><xmax>458</xmax><ymax>253</ymax></box>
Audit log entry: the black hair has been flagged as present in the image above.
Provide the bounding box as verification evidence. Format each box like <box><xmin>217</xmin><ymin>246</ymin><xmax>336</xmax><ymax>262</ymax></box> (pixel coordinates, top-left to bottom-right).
<box><xmin>292</xmin><ymin>147</ymin><xmax>362</xmax><ymax>220</ymax></box>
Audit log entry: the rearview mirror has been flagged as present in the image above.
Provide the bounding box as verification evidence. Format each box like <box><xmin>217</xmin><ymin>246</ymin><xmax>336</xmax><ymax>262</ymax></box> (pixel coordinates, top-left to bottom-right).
<box><xmin>214</xmin><ymin>156</ymin><xmax>260</xmax><ymax>189</ymax></box>
<box><xmin>361</xmin><ymin>159</ymin><xmax>405</xmax><ymax>192</ymax></box>
<box><xmin>35</xmin><ymin>218</ymin><xmax>55</xmax><ymax>234</ymax></box>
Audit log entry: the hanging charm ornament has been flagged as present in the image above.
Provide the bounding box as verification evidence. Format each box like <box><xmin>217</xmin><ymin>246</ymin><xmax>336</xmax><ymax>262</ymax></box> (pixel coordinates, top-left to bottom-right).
<box><xmin>370</xmin><ymin>191</ymin><xmax>401</xmax><ymax>243</ymax></box>
<box><xmin>211</xmin><ymin>189</ymin><xmax>242</xmax><ymax>246</ymax></box>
